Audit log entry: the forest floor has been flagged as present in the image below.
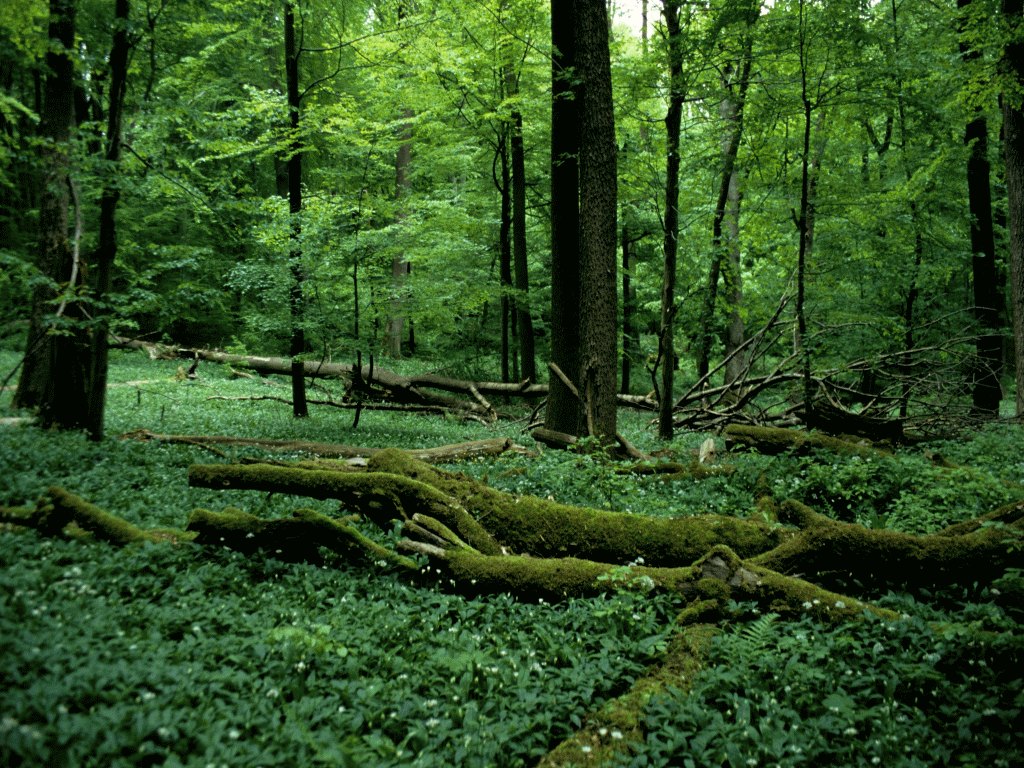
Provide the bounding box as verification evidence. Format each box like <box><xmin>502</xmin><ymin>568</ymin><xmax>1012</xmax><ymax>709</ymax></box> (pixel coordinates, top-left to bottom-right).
<box><xmin>1</xmin><ymin>347</ymin><xmax>1022</xmax><ymax>767</ymax></box>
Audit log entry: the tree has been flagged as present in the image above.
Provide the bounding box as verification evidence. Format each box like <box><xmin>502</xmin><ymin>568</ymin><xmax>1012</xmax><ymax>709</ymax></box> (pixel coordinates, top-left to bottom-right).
<box><xmin>575</xmin><ymin>0</ymin><xmax>619</xmax><ymax>441</ymax></box>
<box><xmin>284</xmin><ymin>0</ymin><xmax>309</xmax><ymax>417</ymax></box>
<box><xmin>544</xmin><ymin>0</ymin><xmax>618</xmax><ymax>443</ymax></box>
<box><xmin>85</xmin><ymin>0</ymin><xmax>132</xmax><ymax>440</ymax></box>
<box><xmin>1002</xmin><ymin>0</ymin><xmax>1024</xmax><ymax>418</ymax></box>
<box><xmin>657</xmin><ymin>0</ymin><xmax>684</xmax><ymax>440</ymax></box>
<box><xmin>958</xmin><ymin>0</ymin><xmax>1002</xmax><ymax>415</ymax></box>
<box><xmin>695</xmin><ymin>1</ymin><xmax>756</xmax><ymax>386</ymax></box>
<box><xmin>14</xmin><ymin>0</ymin><xmax>89</xmax><ymax>431</ymax></box>
<box><xmin>545</xmin><ymin>1</ymin><xmax>582</xmax><ymax>435</ymax></box>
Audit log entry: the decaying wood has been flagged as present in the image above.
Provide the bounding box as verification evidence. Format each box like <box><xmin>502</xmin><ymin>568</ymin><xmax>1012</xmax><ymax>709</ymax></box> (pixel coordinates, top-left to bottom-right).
<box><xmin>113</xmin><ymin>337</ymin><xmax>657</xmax><ymax>417</ymax></box>
<box><xmin>181</xmin><ymin>449</ymin><xmax>1024</xmax><ymax>602</ymax></box>
<box><xmin>121</xmin><ymin>430</ymin><xmax>530</xmax><ymax>463</ymax></box>
<box><xmin>723</xmin><ymin>423</ymin><xmax>889</xmax><ymax>457</ymax></box>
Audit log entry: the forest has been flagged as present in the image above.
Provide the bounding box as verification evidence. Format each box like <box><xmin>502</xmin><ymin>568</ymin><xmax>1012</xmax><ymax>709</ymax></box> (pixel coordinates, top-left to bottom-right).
<box><xmin>2</xmin><ymin>0</ymin><xmax>1023</xmax><ymax>766</ymax></box>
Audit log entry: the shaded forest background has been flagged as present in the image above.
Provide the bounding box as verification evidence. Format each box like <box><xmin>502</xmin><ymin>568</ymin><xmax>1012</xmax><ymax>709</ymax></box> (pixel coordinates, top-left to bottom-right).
<box><xmin>2</xmin><ymin>0</ymin><xmax>1023</xmax><ymax>442</ymax></box>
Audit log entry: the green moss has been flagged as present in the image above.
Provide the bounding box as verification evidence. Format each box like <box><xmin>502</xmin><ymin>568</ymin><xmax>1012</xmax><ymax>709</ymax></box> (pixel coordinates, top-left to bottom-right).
<box><xmin>724</xmin><ymin>424</ymin><xmax>889</xmax><ymax>458</ymax></box>
<box><xmin>188</xmin><ymin>461</ymin><xmax>503</xmax><ymax>554</ymax></box>
<box><xmin>537</xmin><ymin>624</ymin><xmax>717</xmax><ymax>767</ymax></box>
<box><xmin>368</xmin><ymin>450</ymin><xmax>786</xmax><ymax>565</ymax></box>
<box><xmin>46</xmin><ymin>487</ymin><xmax>158</xmax><ymax>545</ymax></box>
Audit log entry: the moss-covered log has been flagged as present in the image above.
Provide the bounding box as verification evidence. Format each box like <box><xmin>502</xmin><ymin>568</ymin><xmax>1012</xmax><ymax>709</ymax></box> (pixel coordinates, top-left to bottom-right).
<box><xmin>723</xmin><ymin>424</ymin><xmax>889</xmax><ymax>457</ymax></box>
<box><xmin>186</xmin><ymin>507</ymin><xmax>417</xmax><ymax>570</ymax></box>
<box><xmin>538</xmin><ymin>624</ymin><xmax>718</xmax><ymax>768</ymax></box>
<box><xmin>124</xmin><ymin>430</ymin><xmax>529</xmax><ymax>463</ymax></box>
<box><xmin>751</xmin><ymin>499</ymin><xmax>1024</xmax><ymax>591</ymax></box>
<box><xmin>187</xmin><ymin>462</ymin><xmax>503</xmax><ymax>555</ymax></box>
<box><xmin>6</xmin><ymin>487</ymin><xmax>167</xmax><ymax>544</ymax></box>
<box><xmin>366</xmin><ymin>450</ymin><xmax>786</xmax><ymax>565</ymax></box>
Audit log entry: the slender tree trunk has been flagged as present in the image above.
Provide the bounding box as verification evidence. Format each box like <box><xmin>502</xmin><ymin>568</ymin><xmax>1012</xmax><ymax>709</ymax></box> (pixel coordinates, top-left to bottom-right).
<box><xmin>507</xmin><ymin>68</ymin><xmax>536</xmax><ymax>382</ymax></box>
<box><xmin>722</xmin><ymin>169</ymin><xmax>746</xmax><ymax>385</ymax></box>
<box><xmin>620</xmin><ymin>224</ymin><xmax>640</xmax><ymax>394</ymax></box>
<box><xmin>957</xmin><ymin>0</ymin><xmax>1003</xmax><ymax>415</ymax></box>
<box><xmin>284</xmin><ymin>1</ymin><xmax>307</xmax><ymax>417</ymax></box>
<box><xmin>15</xmin><ymin>0</ymin><xmax>90</xmax><ymax>430</ymax></box>
<box><xmin>576</xmin><ymin>0</ymin><xmax>618</xmax><ymax>441</ymax></box>
<box><xmin>498</xmin><ymin>135</ymin><xmax>513</xmax><ymax>383</ymax></box>
<box><xmin>545</xmin><ymin>0</ymin><xmax>583</xmax><ymax>435</ymax></box>
<box><xmin>658</xmin><ymin>0</ymin><xmax>683</xmax><ymax>440</ymax></box>
<box><xmin>1002</xmin><ymin>0</ymin><xmax>1024</xmax><ymax>418</ymax></box>
<box><xmin>388</xmin><ymin>119</ymin><xmax>412</xmax><ymax>357</ymax></box>
<box><xmin>696</xmin><ymin>42</ymin><xmax>753</xmax><ymax>383</ymax></box>
<box><xmin>795</xmin><ymin>0</ymin><xmax>817</xmax><ymax>423</ymax></box>
<box><xmin>85</xmin><ymin>0</ymin><xmax>131</xmax><ymax>441</ymax></box>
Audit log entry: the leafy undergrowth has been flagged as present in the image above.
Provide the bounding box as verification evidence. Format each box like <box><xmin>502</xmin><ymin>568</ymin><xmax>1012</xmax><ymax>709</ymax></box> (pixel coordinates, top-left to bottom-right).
<box><xmin>1</xmin><ymin>348</ymin><xmax>1023</xmax><ymax>767</ymax></box>
<box><xmin>614</xmin><ymin>602</ymin><xmax>1022</xmax><ymax>768</ymax></box>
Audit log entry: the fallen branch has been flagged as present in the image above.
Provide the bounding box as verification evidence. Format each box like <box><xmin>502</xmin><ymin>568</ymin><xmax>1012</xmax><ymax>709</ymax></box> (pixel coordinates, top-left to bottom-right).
<box><xmin>121</xmin><ymin>430</ymin><xmax>530</xmax><ymax>463</ymax></box>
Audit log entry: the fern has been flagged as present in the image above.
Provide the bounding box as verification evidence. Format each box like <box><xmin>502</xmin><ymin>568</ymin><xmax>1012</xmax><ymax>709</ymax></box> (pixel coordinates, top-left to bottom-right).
<box><xmin>736</xmin><ymin>612</ymin><xmax>780</xmax><ymax>653</ymax></box>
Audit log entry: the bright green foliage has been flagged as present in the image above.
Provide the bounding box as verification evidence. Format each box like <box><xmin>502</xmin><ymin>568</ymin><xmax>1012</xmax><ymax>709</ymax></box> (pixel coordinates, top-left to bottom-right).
<box><xmin>1</xmin><ymin>350</ymin><xmax>1022</xmax><ymax>766</ymax></box>
<box><xmin>615</xmin><ymin>604</ymin><xmax>1021</xmax><ymax>767</ymax></box>
<box><xmin>0</xmin><ymin>534</ymin><xmax>673</xmax><ymax>767</ymax></box>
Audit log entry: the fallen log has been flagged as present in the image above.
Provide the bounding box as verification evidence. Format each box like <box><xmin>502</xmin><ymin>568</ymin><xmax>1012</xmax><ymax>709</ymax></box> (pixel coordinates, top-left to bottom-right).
<box><xmin>186</xmin><ymin>506</ymin><xmax>417</xmax><ymax>569</ymax></box>
<box><xmin>122</xmin><ymin>430</ymin><xmax>530</xmax><ymax>463</ymax></box>
<box><xmin>723</xmin><ymin>423</ymin><xmax>889</xmax><ymax>457</ymax></box>
<box><xmin>113</xmin><ymin>337</ymin><xmax>658</xmax><ymax>413</ymax></box>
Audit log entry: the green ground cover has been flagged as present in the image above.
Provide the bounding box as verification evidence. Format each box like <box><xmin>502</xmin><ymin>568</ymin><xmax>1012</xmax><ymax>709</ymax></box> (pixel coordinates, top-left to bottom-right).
<box><xmin>1</xmin><ymin>348</ymin><xmax>1021</xmax><ymax>767</ymax></box>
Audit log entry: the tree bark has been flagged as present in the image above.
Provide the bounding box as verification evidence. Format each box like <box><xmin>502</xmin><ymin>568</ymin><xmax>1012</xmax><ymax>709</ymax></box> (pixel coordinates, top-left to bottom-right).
<box><xmin>284</xmin><ymin>1</ymin><xmax>308</xmax><ymax>418</ymax></box>
<box><xmin>958</xmin><ymin>0</ymin><xmax>1003</xmax><ymax>416</ymax></box>
<box><xmin>504</xmin><ymin>65</ymin><xmax>536</xmax><ymax>382</ymax></box>
<box><xmin>658</xmin><ymin>0</ymin><xmax>684</xmax><ymax>441</ymax></box>
<box><xmin>86</xmin><ymin>0</ymin><xmax>131</xmax><ymax>442</ymax></box>
<box><xmin>575</xmin><ymin>0</ymin><xmax>619</xmax><ymax>442</ymax></box>
<box><xmin>14</xmin><ymin>0</ymin><xmax>90</xmax><ymax>431</ymax></box>
<box><xmin>1002</xmin><ymin>0</ymin><xmax>1024</xmax><ymax>418</ymax></box>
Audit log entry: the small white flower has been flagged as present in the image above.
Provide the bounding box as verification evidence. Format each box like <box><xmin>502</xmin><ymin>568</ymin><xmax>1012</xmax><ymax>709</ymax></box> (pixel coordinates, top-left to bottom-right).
<box><xmin>266</xmin><ymin>688</ymin><xmax>279</xmax><ymax>699</ymax></box>
<box><xmin>227</xmin><ymin>728</ymin><xmax>241</xmax><ymax>740</ymax></box>
<box><xmin>834</xmin><ymin>600</ymin><xmax>846</xmax><ymax>609</ymax></box>
<box><xmin>580</xmin><ymin>745</ymin><xmax>592</xmax><ymax>754</ymax></box>
<box><xmin>610</xmin><ymin>730</ymin><xmax>623</xmax><ymax>740</ymax></box>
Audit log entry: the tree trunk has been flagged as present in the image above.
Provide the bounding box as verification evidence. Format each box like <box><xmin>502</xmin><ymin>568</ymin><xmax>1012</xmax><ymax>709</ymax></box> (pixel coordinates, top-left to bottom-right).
<box><xmin>620</xmin><ymin>225</ymin><xmax>641</xmax><ymax>394</ymax></box>
<box><xmin>722</xmin><ymin>169</ymin><xmax>746</xmax><ymax>385</ymax></box>
<box><xmin>576</xmin><ymin>0</ymin><xmax>619</xmax><ymax>442</ymax></box>
<box><xmin>85</xmin><ymin>0</ymin><xmax>131</xmax><ymax>442</ymax></box>
<box><xmin>545</xmin><ymin>0</ymin><xmax>583</xmax><ymax>435</ymax></box>
<box><xmin>14</xmin><ymin>0</ymin><xmax>90</xmax><ymax>431</ymax></box>
<box><xmin>497</xmin><ymin>133</ymin><xmax>513</xmax><ymax>383</ymax></box>
<box><xmin>507</xmin><ymin>68</ymin><xmax>536</xmax><ymax>382</ymax></box>
<box><xmin>696</xmin><ymin>43</ymin><xmax>753</xmax><ymax>385</ymax></box>
<box><xmin>658</xmin><ymin>0</ymin><xmax>684</xmax><ymax>441</ymax></box>
<box><xmin>957</xmin><ymin>0</ymin><xmax>1003</xmax><ymax>416</ymax></box>
<box><xmin>1000</xmin><ymin>0</ymin><xmax>1024</xmax><ymax>418</ymax></box>
<box><xmin>284</xmin><ymin>1</ymin><xmax>308</xmax><ymax>418</ymax></box>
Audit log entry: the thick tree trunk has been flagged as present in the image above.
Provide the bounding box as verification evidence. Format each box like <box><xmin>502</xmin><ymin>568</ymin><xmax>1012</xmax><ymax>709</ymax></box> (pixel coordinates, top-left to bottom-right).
<box><xmin>497</xmin><ymin>133</ymin><xmax>514</xmax><ymax>383</ymax></box>
<box><xmin>1002</xmin><ymin>0</ymin><xmax>1024</xmax><ymax>418</ymax></box>
<box><xmin>14</xmin><ymin>0</ymin><xmax>90</xmax><ymax>431</ymax></box>
<box><xmin>575</xmin><ymin>0</ymin><xmax>619</xmax><ymax>442</ymax></box>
